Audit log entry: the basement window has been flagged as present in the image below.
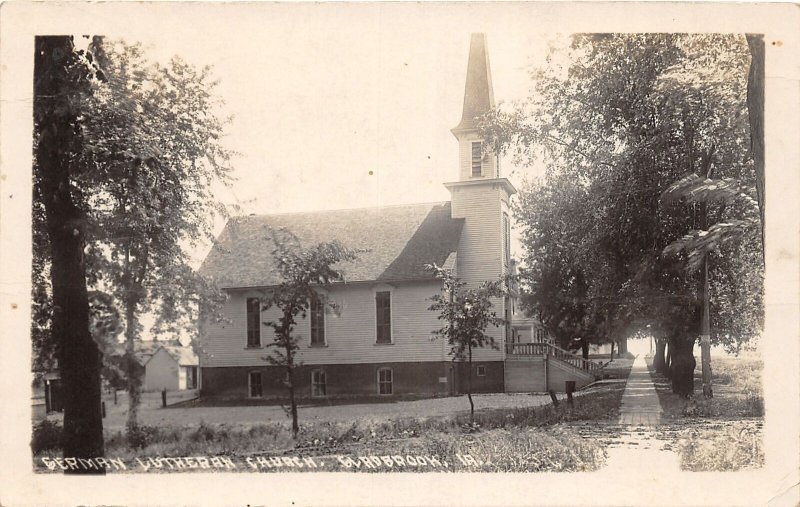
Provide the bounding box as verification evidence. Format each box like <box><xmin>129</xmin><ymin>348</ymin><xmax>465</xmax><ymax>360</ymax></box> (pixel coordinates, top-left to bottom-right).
<box><xmin>248</xmin><ymin>371</ymin><xmax>263</xmax><ymax>398</ymax></box>
<box><xmin>377</xmin><ymin>367</ymin><xmax>393</xmax><ymax>395</ymax></box>
<box><xmin>311</xmin><ymin>370</ymin><xmax>327</xmax><ymax>397</ymax></box>
<box><xmin>476</xmin><ymin>365</ymin><xmax>487</xmax><ymax>377</ymax></box>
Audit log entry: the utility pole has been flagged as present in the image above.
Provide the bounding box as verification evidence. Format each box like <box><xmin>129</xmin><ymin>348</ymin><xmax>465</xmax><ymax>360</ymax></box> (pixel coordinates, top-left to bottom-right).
<box><xmin>700</xmin><ymin>257</ymin><xmax>713</xmax><ymax>398</ymax></box>
<box><xmin>699</xmin><ymin>151</ymin><xmax>715</xmax><ymax>398</ymax></box>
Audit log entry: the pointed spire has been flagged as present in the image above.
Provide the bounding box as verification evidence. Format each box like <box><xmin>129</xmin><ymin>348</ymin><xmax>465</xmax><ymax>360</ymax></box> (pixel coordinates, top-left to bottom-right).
<box><xmin>452</xmin><ymin>33</ymin><xmax>495</xmax><ymax>134</ymax></box>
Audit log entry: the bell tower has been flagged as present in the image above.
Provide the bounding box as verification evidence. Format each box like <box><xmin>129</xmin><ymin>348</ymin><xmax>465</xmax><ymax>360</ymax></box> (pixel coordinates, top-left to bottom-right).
<box><xmin>451</xmin><ymin>33</ymin><xmax>500</xmax><ymax>180</ymax></box>
<box><xmin>445</xmin><ymin>33</ymin><xmax>516</xmax><ymax>359</ymax></box>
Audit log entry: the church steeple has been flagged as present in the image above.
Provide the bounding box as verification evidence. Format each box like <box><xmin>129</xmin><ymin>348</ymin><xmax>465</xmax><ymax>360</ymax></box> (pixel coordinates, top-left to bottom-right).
<box><xmin>452</xmin><ymin>33</ymin><xmax>495</xmax><ymax>135</ymax></box>
<box><xmin>450</xmin><ymin>33</ymin><xmax>500</xmax><ymax>180</ymax></box>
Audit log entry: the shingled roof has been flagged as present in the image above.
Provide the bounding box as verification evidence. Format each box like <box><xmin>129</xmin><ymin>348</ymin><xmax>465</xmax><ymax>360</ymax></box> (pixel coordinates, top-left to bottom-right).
<box><xmin>199</xmin><ymin>202</ymin><xmax>463</xmax><ymax>288</ymax></box>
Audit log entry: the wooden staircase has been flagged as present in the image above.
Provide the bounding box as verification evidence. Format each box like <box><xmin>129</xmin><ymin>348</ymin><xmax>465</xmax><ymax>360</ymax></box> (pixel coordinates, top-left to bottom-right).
<box><xmin>504</xmin><ymin>342</ymin><xmax>603</xmax><ymax>393</ymax></box>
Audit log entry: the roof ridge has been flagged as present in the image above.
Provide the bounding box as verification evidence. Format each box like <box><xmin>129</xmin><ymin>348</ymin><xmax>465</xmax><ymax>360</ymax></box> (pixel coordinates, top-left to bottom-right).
<box><xmin>237</xmin><ymin>200</ymin><xmax>451</xmax><ymax>219</ymax></box>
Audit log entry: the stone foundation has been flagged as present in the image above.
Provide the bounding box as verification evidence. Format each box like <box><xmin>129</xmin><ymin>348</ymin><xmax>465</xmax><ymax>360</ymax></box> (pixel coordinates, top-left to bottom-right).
<box><xmin>200</xmin><ymin>361</ymin><xmax>504</xmax><ymax>400</ymax></box>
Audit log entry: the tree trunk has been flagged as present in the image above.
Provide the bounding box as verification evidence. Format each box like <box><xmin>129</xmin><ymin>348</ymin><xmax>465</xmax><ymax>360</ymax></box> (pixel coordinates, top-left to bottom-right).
<box><xmin>34</xmin><ymin>36</ymin><xmax>104</xmax><ymax>471</ymax></box>
<box><xmin>618</xmin><ymin>336</ymin><xmax>628</xmax><ymax>355</ymax></box>
<box><xmin>287</xmin><ymin>353</ymin><xmax>299</xmax><ymax>438</ymax></box>
<box><xmin>581</xmin><ymin>339</ymin><xmax>589</xmax><ymax>359</ymax></box>
<box><xmin>654</xmin><ymin>337</ymin><xmax>667</xmax><ymax>373</ymax></box>
<box><xmin>609</xmin><ymin>341</ymin><xmax>615</xmax><ymax>361</ymax></box>
<box><xmin>746</xmin><ymin>34</ymin><xmax>765</xmax><ymax>260</ymax></box>
<box><xmin>664</xmin><ymin>341</ymin><xmax>673</xmax><ymax>380</ymax></box>
<box><xmin>124</xmin><ymin>291</ymin><xmax>142</xmax><ymax>444</ymax></box>
<box><xmin>669</xmin><ymin>335</ymin><xmax>696</xmax><ymax>398</ymax></box>
<box><xmin>467</xmin><ymin>341</ymin><xmax>474</xmax><ymax>423</ymax></box>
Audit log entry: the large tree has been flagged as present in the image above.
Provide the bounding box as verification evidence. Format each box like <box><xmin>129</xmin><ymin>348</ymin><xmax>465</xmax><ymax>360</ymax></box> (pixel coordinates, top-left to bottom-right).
<box><xmin>78</xmin><ymin>41</ymin><xmax>233</xmax><ymax>442</ymax></box>
<box><xmin>32</xmin><ymin>38</ymin><xmax>233</xmax><ymax>449</ymax></box>
<box><xmin>482</xmin><ymin>34</ymin><xmax>762</xmax><ymax>395</ymax></box>
<box><xmin>33</xmin><ymin>36</ymin><xmax>105</xmax><ymax>470</ymax></box>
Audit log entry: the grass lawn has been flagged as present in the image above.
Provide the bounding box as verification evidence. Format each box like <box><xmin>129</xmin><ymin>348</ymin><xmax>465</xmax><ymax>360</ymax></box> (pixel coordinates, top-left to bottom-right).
<box><xmin>33</xmin><ymin>377</ymin><xmax>630</xmax><ymax>473</ymax></box>
<box><xmin>646</xmin><ymin>351</ymin><xmax>764</xmax><ymax>471</ymax></box>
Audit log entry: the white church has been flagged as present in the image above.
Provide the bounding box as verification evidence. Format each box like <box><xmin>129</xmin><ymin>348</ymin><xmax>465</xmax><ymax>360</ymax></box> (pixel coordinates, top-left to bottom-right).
<box><xmin>197</xmin><ymin>33</ymin><xmax>601</xmax><ymax>400</ymax></box>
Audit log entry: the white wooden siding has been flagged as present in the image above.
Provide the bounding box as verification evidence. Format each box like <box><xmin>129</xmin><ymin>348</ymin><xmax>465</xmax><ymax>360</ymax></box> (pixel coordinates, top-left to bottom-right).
<box><xmin>143</xmin><ymin>348</ymin><xmax>180</xmax><ymax>391</ymax></box>
<box><xmin>449</xmin><ymin>182</ymin><xmax>509</xmax><ymax>361</ymax></box>
<box><xmin>201</xmin><ymin>280</ymin><xmax>451</xmax><ymax>368</ymax></box>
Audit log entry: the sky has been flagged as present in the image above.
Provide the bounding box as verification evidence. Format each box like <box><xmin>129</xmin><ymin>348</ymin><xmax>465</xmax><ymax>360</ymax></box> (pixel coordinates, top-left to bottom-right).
<box><xmin>121</xmin><ymin>4</ymin><xmax>562</xmax><ymax>264</ymax></box>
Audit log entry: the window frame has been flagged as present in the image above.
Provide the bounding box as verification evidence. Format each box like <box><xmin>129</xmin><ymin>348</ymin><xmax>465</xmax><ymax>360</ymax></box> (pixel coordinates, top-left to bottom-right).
<box><xmin>309</xmin><ymin>296</ymin><xmax>326</xmax><ymax>347</ymax></box>
<box><xmin>375</xmin><ymin>290</ymin><xmax>393</xmax><ymax>344</ymax></box>
<box><xmin>476</xmin><ymin>365</ymin><xmax>487</xmax><ymax>377</ymax></box>
<box><xmin>185</xmin><ymin>366</ymin><xmax>198</xmax><ymax>390</ymax></box>
<box><xmin>248</xmin><ymin>370</ymin><xmax>263</xmax><ymax>398</ymax></box>
<box><xmin>471</xmin><ymin>141</ymin><xmax>483</xmax><ymax>177</ymax></box>
<box><xmin>246</xmin><ymin>297</ymin><xmax>262</xmax><ymax>348</ymax></box>
<box><xmin>377</xmin><ymin>367</ymin><xmax>393</xmax><ymax>395</ymax></box>
<box><xmin>311</xmin><ymin>369</ymin><xmax>327</xmax><ymax>398</ymax></box>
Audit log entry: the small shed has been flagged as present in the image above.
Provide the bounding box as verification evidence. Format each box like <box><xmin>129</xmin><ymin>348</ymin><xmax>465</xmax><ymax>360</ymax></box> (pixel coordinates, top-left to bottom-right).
<box><xmin>143</xmin><ymin>346</ymin><xmax>200</xmax><ymax>392</ymax></box>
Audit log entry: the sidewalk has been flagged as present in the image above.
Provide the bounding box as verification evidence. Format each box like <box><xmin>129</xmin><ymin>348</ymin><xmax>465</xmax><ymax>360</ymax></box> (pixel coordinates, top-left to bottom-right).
<box><xmin>603</xmin><ymin>354</ymin><xmax>678</xmax><ymax>473</ymax></box>
<box><xmin>618</xmin><ymin>354</ymin><xmax>663</xmax><ymax>426</ymax></box>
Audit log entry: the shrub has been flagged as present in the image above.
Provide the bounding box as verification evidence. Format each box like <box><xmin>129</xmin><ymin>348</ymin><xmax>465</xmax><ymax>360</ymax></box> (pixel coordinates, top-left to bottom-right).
<box><xmin>32</xmin><ymin>420</ymin><xmax>62</xmax><ymax>454</ymax></box>
<box><xmin>680</xmin><ymin>424</ymin><xmax>763</xmax><ymax>471</ymax></box>
<box><xmin>126</xmin><ymin>424</ymin><xmax>165</xmax><ymax>449</ymax></box>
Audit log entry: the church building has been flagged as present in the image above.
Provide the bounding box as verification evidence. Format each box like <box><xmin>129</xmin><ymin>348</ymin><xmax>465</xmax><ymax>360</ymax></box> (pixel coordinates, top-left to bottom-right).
<box><xmin>197</xmin><ymin>34</ymin><xmax>600</xmax><ymax>400</ymax></box>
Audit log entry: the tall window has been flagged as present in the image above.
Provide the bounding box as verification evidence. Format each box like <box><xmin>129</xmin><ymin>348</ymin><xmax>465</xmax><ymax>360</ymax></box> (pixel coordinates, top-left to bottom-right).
<box><xmin>375</xmin><ymin>291</ymin><xmax>392</xmax><ymax>344</ymax></box>
<box><xmin>471</xmin><ymin>141</ymin><xmax>482</xmax><ymax>177</ymax></box>
<box><xmin>502</xmin><ymin>212</ymin><xmax>511</xmax><ymax>267</ymax></box>
<box><xmin>248</xmin><ymin>371</ymin><xmax>263</xmax><ymax>398</ymax></box>
<box><xmin>311</xmin><ymin>370</ymin><xmax>327</xmax><ymax>397</ymax></box>
<box><xmin>378</xmin><ymin>367</ymin><xmax>393</xmax><ymax>395</ymax></box>
<box><xmin>310</xmin><ymin>297</ymin><xmax>325</xmax><ymax>346</ymax></box>
<box><xmin>246</xmin><ymin>297</ymin><xmax>261</xmax><ymax>347</ymax></box>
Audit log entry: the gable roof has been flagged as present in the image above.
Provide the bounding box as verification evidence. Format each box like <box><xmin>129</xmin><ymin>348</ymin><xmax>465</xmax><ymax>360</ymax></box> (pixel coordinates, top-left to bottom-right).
<box><xmin>106</xmin><ymin>340</ymin><xmax>188</xmax><ymax>366</ymax></box>
<box><xmin>146</xmin><ymin>345</ymin><xmax>199</xmax><ymax>366</ymax></box>
<box><xmin>199</xmin><ymin>201</ymin><xmax>463</xmax><ymax>289</ymax></box>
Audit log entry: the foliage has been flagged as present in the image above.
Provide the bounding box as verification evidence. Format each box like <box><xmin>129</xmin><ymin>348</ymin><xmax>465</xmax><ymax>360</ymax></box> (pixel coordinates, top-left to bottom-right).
<box><xmin>427</xmin><ymin>264</ymin><xmax>506</xmax><ymax>360</ymax></box>
<box><xmin>427</xmin><ymin>264</ymin><xmax>507</xmax><ymax>420</ymax></box>
<box><xmin>32</xmin><ymin>37</ymin><xmax>234</xmax><ymax>445</ymax></box>
<box><xmin>481</xmin><ymin>34</ymin><xmax>763</xmax><ymax>369</ymax></box>
<box><xmin>648</xmin><ymin>354</ymin><xmax>763</xmax><ymax>418</ymax></box>
<box><xmin>32</xmin><ymin>420</ymin><xmax>64</xmax><ymax>454</ymax></box>
<box><xmin>260</xmin><ymin>227</ymin><xmax>360</xmax><ymax>437</ymax></box>
<box><xmin>33</xmin><ymin>383</ymin><xmax>625</xmax><ymax>468</ymax></box>
<box><xmin>34</xmin><ymin>35</ymin><xmax>106</xmax><ymax>463</ymax></box>
<box><xmin>679</xmin><ymin>422</ymin><xmax>763</xmax><ymax>471</ymax></box>
<box><xmin>661</xmin><ymin>173</ymin><xmax>761</xmax><ymax>272</ymax></box>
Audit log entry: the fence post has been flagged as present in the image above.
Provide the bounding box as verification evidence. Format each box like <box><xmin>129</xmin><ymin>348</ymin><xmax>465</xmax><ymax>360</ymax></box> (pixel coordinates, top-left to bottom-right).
<box><xmin>161</xmin><ymin>388</ymin><xmax>167</xmax><ymax>408</ymax></box>
<box><xmin>548</xmin><ymin>390</ymin><xmax>559</xmax><ymax>407</ymax></box>
<box><xmin>566</xmin><ymin>381</ymin><xmax>576</xmax><ymax>406</ymax></box>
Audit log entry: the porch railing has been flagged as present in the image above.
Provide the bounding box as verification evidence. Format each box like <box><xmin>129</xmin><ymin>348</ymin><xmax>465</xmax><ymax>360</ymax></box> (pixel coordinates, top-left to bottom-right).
<box><xmin>505</xmin><ymin>342</ymin><xmax>603</xmax><ymax>376</ymax></box>
<box><xmin>504</xmin><ymin>342</ymin><xmax>550</xmax><ymax>356</ymax></box>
